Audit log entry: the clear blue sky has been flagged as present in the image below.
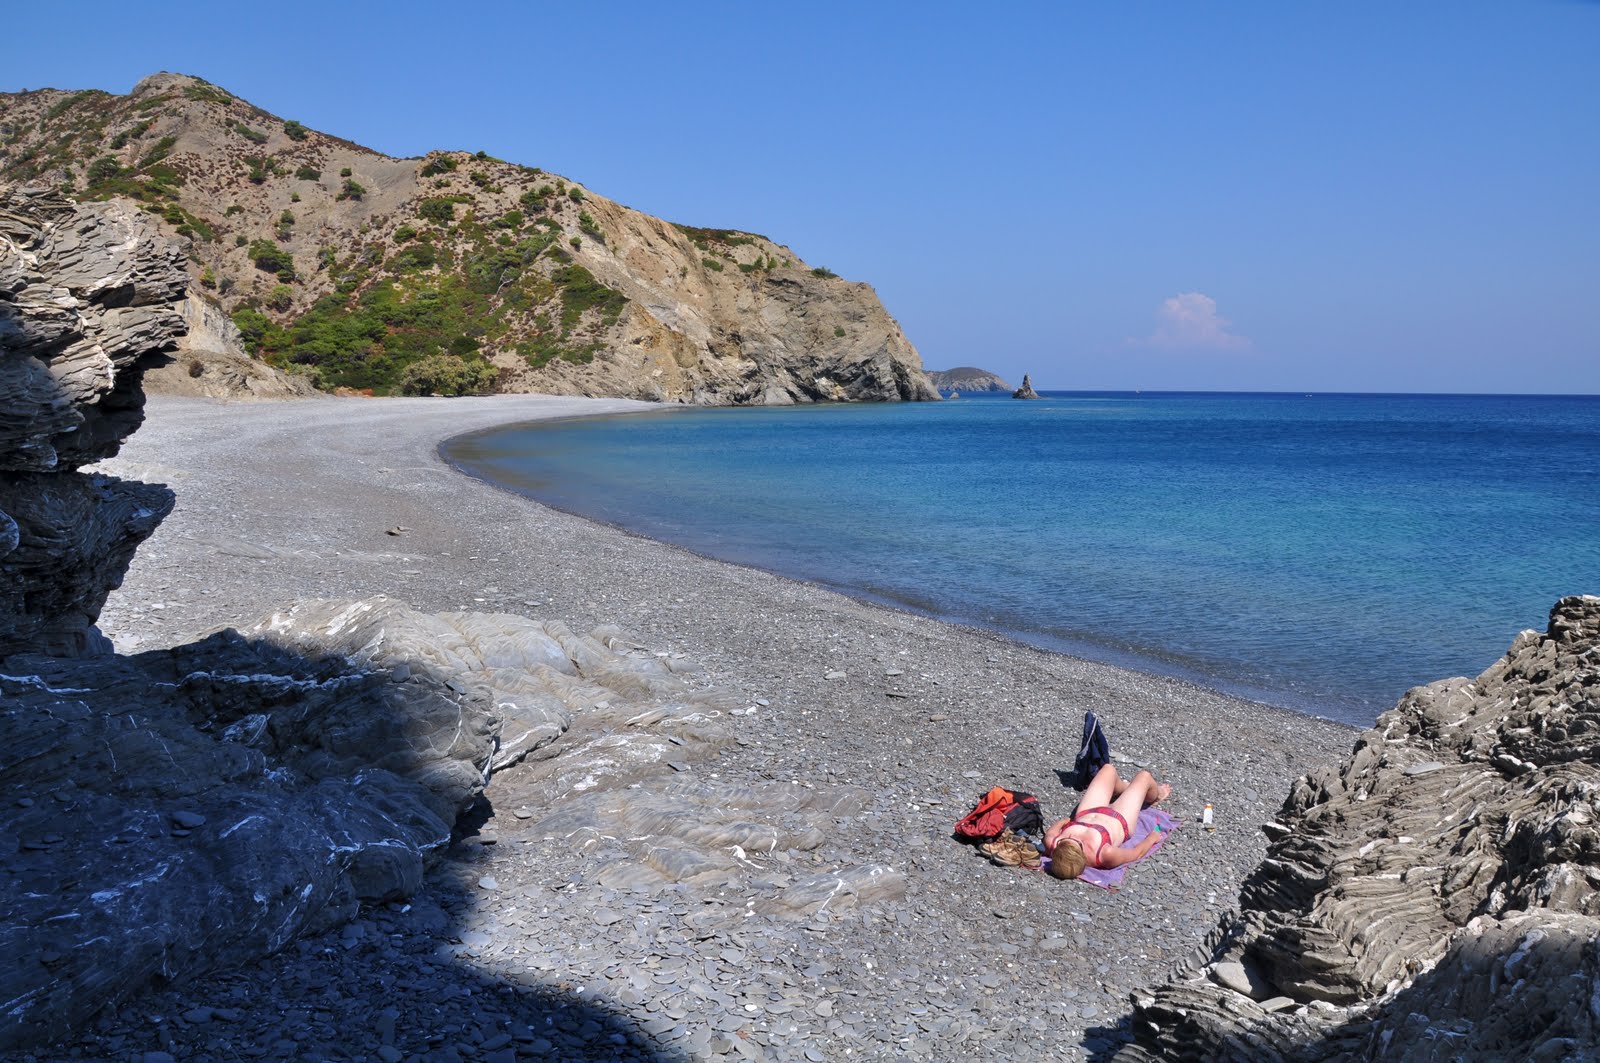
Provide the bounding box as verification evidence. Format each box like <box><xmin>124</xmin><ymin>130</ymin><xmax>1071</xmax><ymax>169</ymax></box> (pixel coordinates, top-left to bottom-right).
<box><xmin>10</xmin><ymin>1</ymin><xmax>1597</xmax><ymax>392</ymax></box>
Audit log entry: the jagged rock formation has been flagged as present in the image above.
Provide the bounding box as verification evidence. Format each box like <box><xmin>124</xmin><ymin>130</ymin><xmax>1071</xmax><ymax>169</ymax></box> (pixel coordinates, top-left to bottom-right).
<box><xmin>0</xmin><ymin>189</ymin><xmax>904</xmax><ymax>1050</ymax></box>
<box><xmin>0</xmin><ymin>73</ymin><xmax>938</xmax><ymax>405</ymax></box>
<box><xmin>0</xmin><ymin>186</ymin><xmax>186</xmax><ymax>654</ymax></box>
<box><xmin>925</xmin><ymin>366</ymin><xmax>1012</xmax><ymax>394</ymax></box>
<box><xmin>1117</xmin><ymin>595</ymin><xmax>1600</xmax><ymax>1062</ymax></box>
<box><xmin>1012</xmin><ymin>373</ymin><xmax>1040</xmax><ymax>399</ymax></box>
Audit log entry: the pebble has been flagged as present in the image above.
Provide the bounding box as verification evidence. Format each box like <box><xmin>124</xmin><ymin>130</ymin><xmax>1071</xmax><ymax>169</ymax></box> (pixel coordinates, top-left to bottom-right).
<box><xmin>478</xmin><ymin>876</ymin><xmax>498</xmax><ymax>890</ymax></box>
<box><xmin>170</xmin><ymin>811</ymin><xmax>206</xmax><ymax>829</ymax></box>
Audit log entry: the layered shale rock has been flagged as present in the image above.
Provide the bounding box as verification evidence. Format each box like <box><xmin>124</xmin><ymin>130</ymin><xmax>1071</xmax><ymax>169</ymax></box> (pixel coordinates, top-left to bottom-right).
<box><xmin>1116</xmin><ymin>595</ymin><xmax>1600</xmax><ymax>1062</ymax></box>
<box><xmin>0</xmin><ymin>186</ymin><xmax>186</xmax><ymax>655</ymax></box>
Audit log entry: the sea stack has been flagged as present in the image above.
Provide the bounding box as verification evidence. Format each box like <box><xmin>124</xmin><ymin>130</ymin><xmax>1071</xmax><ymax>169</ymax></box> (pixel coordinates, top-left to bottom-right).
<box><xmin>1012</xmin><ymin>374</ymin><xmax>1040</xmax><ymax>399</ymax></box>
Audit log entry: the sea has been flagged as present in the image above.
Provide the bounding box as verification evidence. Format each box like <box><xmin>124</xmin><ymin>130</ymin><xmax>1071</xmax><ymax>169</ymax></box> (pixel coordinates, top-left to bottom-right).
<box><xmin>443</xmin><ymin>391</ymin><xmax>1600</xmax><ymax>727</ymax></box>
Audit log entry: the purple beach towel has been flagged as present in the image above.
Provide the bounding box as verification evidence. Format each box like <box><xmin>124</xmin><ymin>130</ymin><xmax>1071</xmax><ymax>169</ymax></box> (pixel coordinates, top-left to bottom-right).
<box><xmin>1043</xmin><ymin>808</ymin><xmax>1180</xmax><ymax>890</ymax></box>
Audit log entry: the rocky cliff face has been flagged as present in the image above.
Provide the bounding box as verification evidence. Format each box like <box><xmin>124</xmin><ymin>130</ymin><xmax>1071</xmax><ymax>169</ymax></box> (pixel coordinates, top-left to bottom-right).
<box><xmin>1116</xmin><ymin>595</ymin><xmax>1600</xmax><ymax>1061</ymax></box>
<box><xmin>924</xmin><ymin>366</ymin><xmax>1012</xmax><ymax>393</ymax></box>
<box><xmin>0</xmin><ymin>187</ymin><xmax>186</xmax><ymax>655</ymax></box>
<box><xmin>0</xmin><ymin>74</ymin><xmax>938</xmax><ymax>404</ymax></box>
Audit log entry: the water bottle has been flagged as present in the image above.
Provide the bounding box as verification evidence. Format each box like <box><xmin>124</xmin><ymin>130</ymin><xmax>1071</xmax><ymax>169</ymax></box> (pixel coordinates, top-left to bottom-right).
<box><xmin>1202</xmin><ymin>803</ymin><xmax>1215</xmax><ymax>831</ymax></box>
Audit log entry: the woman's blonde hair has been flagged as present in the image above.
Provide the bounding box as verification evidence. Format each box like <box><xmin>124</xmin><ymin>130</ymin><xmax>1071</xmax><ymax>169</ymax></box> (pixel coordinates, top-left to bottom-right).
<box><xmin>1048</xmin><ymin>839</ymin><xmax>1087</xmax><ymax>880</ymax></box>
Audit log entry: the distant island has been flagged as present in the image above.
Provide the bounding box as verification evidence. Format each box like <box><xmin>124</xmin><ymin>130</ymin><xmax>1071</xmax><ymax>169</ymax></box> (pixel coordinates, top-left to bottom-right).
<box><xmin>924</xmin><ymin>366</ymin><xmax>1012</xmax><ymax>394</ymax></box>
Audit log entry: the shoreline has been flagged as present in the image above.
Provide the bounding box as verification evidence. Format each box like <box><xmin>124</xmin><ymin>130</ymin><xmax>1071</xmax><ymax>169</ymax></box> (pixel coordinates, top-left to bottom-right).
<box><xmin>444</xmin><ymin>425</ymin><xmax>1354</xmax><ymax>729</ymax></box>
<box><xmin>440</xmin><ymin>406</ymin><xmax>1374</xmax><ymax>726</ymax></box>
<box><xmin>85</xmin><ymin>393</ymin><xmax>1360</xmax><ymax>1060</ymax></box>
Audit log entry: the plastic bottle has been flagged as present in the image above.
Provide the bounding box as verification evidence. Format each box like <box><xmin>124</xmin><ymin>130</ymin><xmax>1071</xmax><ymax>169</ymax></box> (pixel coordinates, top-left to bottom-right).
<box><xmin>1202</xmin><ymin>803</ymin><xmax>1215</xmax><ymax>830</ymax></box>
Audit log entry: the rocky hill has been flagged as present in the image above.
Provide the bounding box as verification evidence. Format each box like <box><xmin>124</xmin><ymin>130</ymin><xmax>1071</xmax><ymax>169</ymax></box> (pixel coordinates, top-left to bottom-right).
<box><xmin>0</xmin><ymin>73</ymin><xmax>937</xmax><ymax>404</ymax></box>
<box><xmin>924</xmin><ymin>366</ymin><xmax>1011</xmax><ymax>393</ymax></box>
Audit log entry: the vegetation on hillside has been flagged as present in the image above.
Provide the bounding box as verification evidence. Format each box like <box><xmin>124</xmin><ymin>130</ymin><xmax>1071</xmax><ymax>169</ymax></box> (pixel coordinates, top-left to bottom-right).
<box><xmin>0</xmin><ymin>76</ymin><xmax>832</xmax><ymax>399</ymax></box>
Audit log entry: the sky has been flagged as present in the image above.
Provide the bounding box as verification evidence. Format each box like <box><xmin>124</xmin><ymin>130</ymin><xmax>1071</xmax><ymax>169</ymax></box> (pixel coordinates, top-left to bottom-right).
<box><xmin>8</xmin><ymin>1</ymin><xmax>1597</xmax><ymax>392</ymax></box>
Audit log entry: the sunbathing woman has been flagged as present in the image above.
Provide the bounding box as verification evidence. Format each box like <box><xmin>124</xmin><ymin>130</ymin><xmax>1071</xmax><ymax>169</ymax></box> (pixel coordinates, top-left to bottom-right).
<box><xmin>1043</xmin><ymin>763</ymin><xmax>1172</xmax><ymax>880</ymax></box>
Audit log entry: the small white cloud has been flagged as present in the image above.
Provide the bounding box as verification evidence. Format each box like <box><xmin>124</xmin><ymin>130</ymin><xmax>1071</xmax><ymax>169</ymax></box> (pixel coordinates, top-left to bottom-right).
<box><xmin>1143</xmin><ymin>292</ymin><xmax>1251</xmax><ymax>351</ymax></box>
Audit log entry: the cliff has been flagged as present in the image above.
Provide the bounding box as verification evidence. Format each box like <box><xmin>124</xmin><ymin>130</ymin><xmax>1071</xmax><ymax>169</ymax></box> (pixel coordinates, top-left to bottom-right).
<box><xmin>0</xmin><ymin>74</ymin><xmax>938</xmax><ymax>404</ymax></box>
<box><xmin>1116</xmin><ymin>595</ymin><xmax>1600</xmax><ymax>1061</ymax></box>
<box><xmin>924</xmin><ymin>366</ymin><xmax>1012</xmax><ymax>393</ymax></box>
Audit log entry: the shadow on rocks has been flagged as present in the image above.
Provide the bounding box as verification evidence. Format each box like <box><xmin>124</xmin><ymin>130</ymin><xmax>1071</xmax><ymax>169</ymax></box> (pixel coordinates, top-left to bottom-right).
<box><xmin>50</xmin><ymin>869</ymin><xmax>691</xmax><ymax>1063</ymax></box>
<box><xmin>0</xmin><ymin>618</ymin><xmax>688</xmax><ymax>1061</ymax></box>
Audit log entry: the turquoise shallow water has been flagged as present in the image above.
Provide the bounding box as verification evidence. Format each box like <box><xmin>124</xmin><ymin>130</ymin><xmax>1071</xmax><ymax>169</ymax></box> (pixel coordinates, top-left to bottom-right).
<box><xmin>444</xmin><ymin>392</ymin><xmax>1600</xmax><ymax>726</ymax></box>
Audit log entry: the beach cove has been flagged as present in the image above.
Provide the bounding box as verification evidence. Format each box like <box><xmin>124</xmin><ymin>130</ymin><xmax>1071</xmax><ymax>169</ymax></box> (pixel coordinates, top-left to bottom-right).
<box><xmin>59</xmin><ymin>394</ymin><xmax>1354</xmax><ymax>1061</ymax></box>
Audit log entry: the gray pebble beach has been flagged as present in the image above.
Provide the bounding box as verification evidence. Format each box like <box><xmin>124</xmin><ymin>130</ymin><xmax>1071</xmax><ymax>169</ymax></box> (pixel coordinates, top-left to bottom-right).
<box><xmin>62</xmin><ymin>394</ymin><xmax>1357</xmax><ymax>1062</ymax></box>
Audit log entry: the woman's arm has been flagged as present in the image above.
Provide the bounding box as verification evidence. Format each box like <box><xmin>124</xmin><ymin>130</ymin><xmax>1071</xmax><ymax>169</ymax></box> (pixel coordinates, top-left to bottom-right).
<box><xmin>1098</xmin><ymin>830</ymin><xmax>1162</xmax><ymax>869</ymax></box>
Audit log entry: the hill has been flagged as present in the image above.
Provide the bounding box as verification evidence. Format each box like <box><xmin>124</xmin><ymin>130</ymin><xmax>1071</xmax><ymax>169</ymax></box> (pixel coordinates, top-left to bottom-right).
<box><xmin>0</xmin><ymin>73</ymin><xmax>938</xmax><ymax>403</ymax></box>
<box><xmin>923</xmin><ymin>366</ymin><xmax>1012</xmax><ymax>393</ymax></box>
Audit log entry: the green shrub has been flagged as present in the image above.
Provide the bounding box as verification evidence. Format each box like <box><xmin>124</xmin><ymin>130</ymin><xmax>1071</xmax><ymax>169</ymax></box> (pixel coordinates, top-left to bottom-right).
<box><xmin>417</xmin><ymin>198</ymin><xmax>455</xmax><ymax>223</ymax></box>
<box><xmin>279</xmin><ymin>210</ymin><xmax>295</xmax><ymax>225</ymax></box>
<box><xmin>568</xmin><ymin>186</ymin><xmax>584</xmax><ymax>202</ymax></box>
<box><xmin>338</xmin><ymin>179</ymin><xmax>366</xmax><ymax>201</ymax></box>
<box><xmin>702</xmin><ymin>257</ymin><xmax>724</xmax><ymax>272</ymax></box>
<box><xmin>87</xmin><ymin>156</ymin><xmax>120</xmax><ymax>183</ymax></box>
<box><xmin>183</xmin><ymin>83</ymin><xmax>231</xmax><ymax>105</ymax></box>
<box><xmin>393</xmin><ymin>224</ymin><xmax>417</xmax><ymax>242</ymax></box>
<box><xmin>290</xmin><ymin>191</ymin><xmax>300</xmax><ymax>203</ymax></box>
<box><xmin>811</xmin><ymin>266</ymin><xmax>838</xmax><ymax>279</ymax></box>
<box><xmin>282</xmin><ymin>119</ymin><xmax>308</xmax><ymax>141</ymax></box>
<box><xmin>199</xmin><ymin>266</ymin><xmax>217</xmax><ymax>289</ymax></box>
<box><xmin>496</xmin><ymin>210</ymin><xmax>524</xmax><ymax>229</ymax></box>
<box><xmin>267</xmin><ymin>284</ymin><xmax>294</xmax><ymax>311</ymax></box>
<box><xmin>46</xmin><ymin>91</ymin><xmax>95</xmax><ymax>119</ymax></box>
<box><xmin>235</xmin><ymin>234</ymin><xmax>248</xmax><ymax>247</ymax></box>
<box><xmin>231</xmin><ymin>306</ymin><xmax>274</xmax><ymax>348</ymax></box>
<box><xmin>231</xmin><ymin>121</ymin><xmax>268</xmax><ymax>144</ymax></box>
<box><xmin>390</xmin><ymin>243</ymin><xmax>436</xmax><ymax>271</ymax></box>
<box><xmin>318</xmin><ymin>246</ymin><xmax>338</xmax><ymax>272</ymax></box>
<box><xmin>552</xmin><ymin>264</ymin><xmax>627</xmax><ymax>330</ymax></box>
<box><xmin>570</xmin><ymin>237</ymin><xmax>582</xmax><ymax>250</ymax></box>
<box><xmin>519</xmin><ymin>188</ymin><xmax>547</xmax><ymax>212</ymax></box>
<box><xmin>295</xmin><ymin>165</ymin><xmax>321</xmax><ymax>180</ymax></box>
<box><xmin>419</xmin><ymin>155</ymin><xmax>457</xmax><ymax>178</ymax></box>
<box><xmin>339</xmin><ymin>166</ymin><xmax>352</xmax><ymax>177</ymax></box>
<box><xmin>834</xmin><ymin>325</ymin><xmax>847</xmax><ymax>337</ymax></box>
<box><xmin>248</xmin><ymin>239</ymin><xmax>294</xmax><ymax>276</ymax></box>
<box><xmin>138</xmin><ymin>136</ymin><xmax>176</xmax><ymax>169</ymax></box>
<box><xmin>398</xmin><ymin>354</ymin><xmax>497</xmax><ymax>396</ymax></box>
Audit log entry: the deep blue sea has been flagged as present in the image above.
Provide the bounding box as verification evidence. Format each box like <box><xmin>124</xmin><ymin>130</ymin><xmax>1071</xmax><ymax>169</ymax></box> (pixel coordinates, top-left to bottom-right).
<box><xmin>444</xmin><ymin>392</ymin><xmax>1600</xmax><ymax>726</ymax></box>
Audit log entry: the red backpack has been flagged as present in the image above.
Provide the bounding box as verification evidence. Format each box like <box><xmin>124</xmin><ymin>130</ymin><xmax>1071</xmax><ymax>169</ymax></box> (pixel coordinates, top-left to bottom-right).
<box><xmin>953</xmin><ymin>786</ymin><xmax>1044</xmax><ymax>842</ymax></box>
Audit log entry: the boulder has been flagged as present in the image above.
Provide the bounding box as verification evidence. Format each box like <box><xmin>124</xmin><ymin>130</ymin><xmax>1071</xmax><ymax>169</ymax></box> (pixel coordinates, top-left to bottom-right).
<box><xmin>1117</xmin><ymin>595</ymin><xmax>1600</xmax><ymax>1061</ymax></box>
<box><xmin>1012</xmin><ymin>373</ymin><xmax>1040</xmax><ymax>399</ymax></box>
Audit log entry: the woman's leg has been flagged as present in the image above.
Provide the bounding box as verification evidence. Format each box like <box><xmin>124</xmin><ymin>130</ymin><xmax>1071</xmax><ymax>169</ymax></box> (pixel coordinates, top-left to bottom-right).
<box><xmin>1075</xmin><ymin>763</ymin><xmax>1122</xmax><ymax>816</ymax></box>
<box><xmin>1108</xmin><ymin>770</ymin><xmax>1169</xmax><ymax>833</ymax></box>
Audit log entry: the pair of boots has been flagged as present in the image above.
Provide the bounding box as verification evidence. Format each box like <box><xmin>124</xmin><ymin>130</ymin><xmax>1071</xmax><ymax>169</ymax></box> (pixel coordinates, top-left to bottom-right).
<box><xmin>979</xmin><ymin>830</ymin><xmax>1042</xmax><ymax>870</ymax></box>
